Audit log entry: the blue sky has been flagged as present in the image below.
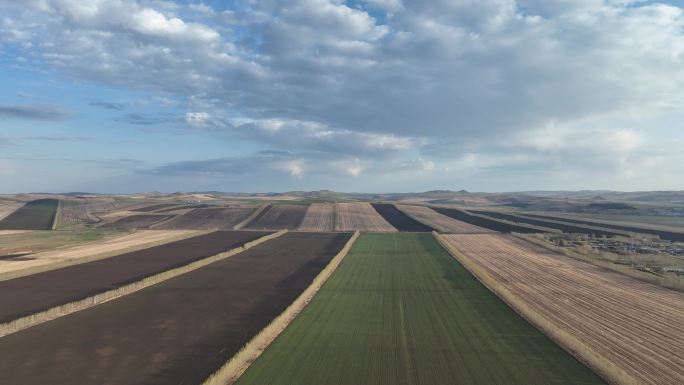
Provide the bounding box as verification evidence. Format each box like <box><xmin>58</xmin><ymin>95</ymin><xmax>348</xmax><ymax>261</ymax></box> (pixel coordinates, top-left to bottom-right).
<box><xmin>1</xmin><ymin>0</ymin><xmax>683</xmax><ymax>193</ymax></box>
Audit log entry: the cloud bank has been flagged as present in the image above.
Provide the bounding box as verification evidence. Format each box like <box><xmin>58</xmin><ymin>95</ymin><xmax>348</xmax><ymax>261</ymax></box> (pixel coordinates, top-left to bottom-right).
<box><xmin>1</xmin><ymin>0</ymin><xmax>683</xmax><ymax>191</ymax></box>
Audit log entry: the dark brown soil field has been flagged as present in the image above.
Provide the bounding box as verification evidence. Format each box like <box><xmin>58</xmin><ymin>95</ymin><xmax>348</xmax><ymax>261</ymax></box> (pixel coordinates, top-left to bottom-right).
<box><xmin>131</xmin><ymin>203</ymin><xmax>180</xmax><ymax>212</ymax></box>
<box><xmin>0</xmin><ymin>230</ymin><xmax>271</xmax><ymax>324</ymax></box>
<box><xmin>156</xmin><ymin>207</ymin><xmax>254</xmax><ymax>229</ymax></box>
<box><xmin>473</xmin><ymin>210</ymin><xmax>624</xmax><ymax>237</ymax></box>
<box><xmin>0</xmin><ymin>199</ymin><xmax>58</xmax><ymax>230</ymax></box>
<box><xmin>245</xmin><ymin>204</ymin><xmax>308</xmax><ymax>230</ymax></box>
<box><xmin>0</xmin><ymin>232</ymin><xmax>351</xmax><ymax>385</ymax></box>
<box><xmin>98</xmin><ymin>214</ymin><xmax>174</xmax><ymax>229</ymax></box>
<box><xmin>371</xmin><ymin>203</ymin><xmax>434</xmax><ymax>232</ymax></box>
<box><xmin>432</xmin><ymin>207</ymin><xmax>545</xmax><ymax>233</ymax></box>
<box><xmin>524</xmin><ymin>213</ymin><xmax>684</xmax><ymax>242</ymax></box>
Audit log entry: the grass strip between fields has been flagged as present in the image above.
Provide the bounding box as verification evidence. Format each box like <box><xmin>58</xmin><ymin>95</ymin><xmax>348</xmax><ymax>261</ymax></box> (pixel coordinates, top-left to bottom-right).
<box><xmin>203</xmin><ymin>230</ymin><xmax>360</xmax><ymax>385</ymax></box>
<box><xmin>51</xmin><ymin>200</ymin><xmax>61</xmax><ymax>230</ymax></box>
<box><xmin>433</xmin><ymin>232</ymin><xmax>638</xmax><ymax>385</ymax></box>
<box><xmin>0</xmin><ymin>230</ymin><xmax>287</xmax><ymax>338</ymax></box>
<box><xmin>233</xmin><ymin>204</ymin><xmax>268</xmax><ymax>229</ymax></box>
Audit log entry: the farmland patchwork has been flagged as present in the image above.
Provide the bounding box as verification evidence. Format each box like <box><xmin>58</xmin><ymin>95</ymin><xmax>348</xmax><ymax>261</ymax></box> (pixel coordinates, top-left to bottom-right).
<box><xmin>235</xmin><ymin>233</ymin><xmax>604</xmax><ymax>385</ymax></box>
<box><xmin>0</xmin><ymin>232</ymin><xmax>352</xmax><ymax>385</ymax></box>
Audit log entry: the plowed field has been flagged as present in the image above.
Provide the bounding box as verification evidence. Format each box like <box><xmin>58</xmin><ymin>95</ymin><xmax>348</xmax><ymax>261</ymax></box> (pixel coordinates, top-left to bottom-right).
<box><xmin>0</xmin><ymin>232</ymin><xmax>351</xmax><ymax>385</ymax></box>
<box><xmin>0</xmin><ymin>229</ymin><xmax>200</xmax><ymax>277</ymax></box>
<box><xmin>371</xmin><ymin>203</ymin><xmax>434</xmax><ymax>231</ymax></box>
<box><xmin>131</xmin><ymin>203</ymin><xmax>179</xmax><ymax>212</ymax></box>
<box><xmin>397</xmin><ymin>204</ymin><xmax>492</xmax><ymax>233</ymax></box>
<box><xmin>0</xmin><ymin>199</ymin><xmax>58</xmax><ymax>230</ymax></box>
<box><xmin>0</xmin><ymin>203</ymin><xmax>21</xmax><ymax>222</ymax></box>
<box><xmin>472</xmin><ymin>211</ymin><xmax>624</xmax><ymax>237</ymax></box>
<box><xmin>98</xmin><ymin>214</ymin><xmax>174</xmax><ymax>229</ymax></box>
<box><xmin>156</xmin><ymin>207</ymin><xmax>254</xmax><ymax>229</ymax></box>
<box><xmin>299</xmin><ymin>203</ymin><xmax>335</xmax><ymax>231</ymax></box>
<box><xmin>524</xmin><ymin>213</ymin><xmax>684</xmax><ymax>242</ymax></box>
<box><xmin>432</xmin><ymin>207</ymin><xmax>543</xmax><ymax>233</ymax></box>
<box><xmin>442</xmin><ymin>233</ymin><xmax>684</xmax><ymax>385</ymax></box>
<box><xmin>245</xmin><ymin>205</ymin><xmax>308</xmax><ymax>230</ymax></box>
<box><xmin>0</xmin><ymin>230</ymin><xmax>270</xmax><ymax>324</ymax></box>
<box><xmin>335</xmin><ymin>202</ymin><xmax>396</xmax><ymax>232</ymax></box>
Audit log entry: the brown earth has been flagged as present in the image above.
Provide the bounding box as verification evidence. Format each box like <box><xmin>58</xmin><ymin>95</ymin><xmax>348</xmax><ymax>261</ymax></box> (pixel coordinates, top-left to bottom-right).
<box><xmin>0</xmin><ymin>232</ymin><xmax>352</xmax><ymax>385</ymax></box>
<box><xmin>0</xmin><ymin>230</ymin><xmax>270</xmax><ymax>323</ymax></box>
<box><xmin>245</xmin><ymin>205</ymin><xmax>308</xmax><ymax>230</ymax></box>
<box><xmin>57</xmin><ymin>198</ymin><xmax>119</xmax><ymax>227</ymax></box>
<box><xmin>433</xmin><ymin>207</ymin><xmax>544</xmax><ymax>233</ymax></box>
<box><xmin>0</xmin><ymin>230</ymin><xmax>201</xmax><ymax>277</ymax></box>
<box><xmin>0</xmin><ymin>199</ymin><xmax>58</xmax><ymax>230</ymax></box>
<box><xmin>397</xmin><ymin>204</ymin><xmax>493</xmax><ymax>233</ymax></box>
<box><xmin>443</xmin><ymin>233</ymin><xmax>684</xmax><ymax>385</ymax></box>
<box><xmin>155</xmin><ymin>207</ymin><xmax>254</xmax><ymax>229</ymax></box>
<box><xmin>298</xmin><ymin>203</ymin><xmax>335</xmax><ymax>231</ymax></box>
<box><xmin>523</xmin><ymin>212</ymin><xmax>684</xmax><ymax>242</ymax></box>
<box><xmin>370</xmin><ymin>203</ymin><xmax>434</xmax><ymax>232</ymax></box>
<box><xmin>335</xmin><ymin>202</ymin><xmax>396</xmax><ymax>232</ymax></box>
<box><xmin>98</xmin><ymin>214</ymin><xmax>175</xmax><ymax>229</ymax></box>
<box><xmin>131</xmin><ymin>203</ymin><xmax>180</xmax><ymax>212</ymax></box>
<box><xmin>0</xmin><ymin>203</ymin><xmax>21</xmax><ymax>222</ymax></box>
<box><xmin>472</xmin><ymin>210</ymin><xmax>625</xmax><ymax>237</ymax></box>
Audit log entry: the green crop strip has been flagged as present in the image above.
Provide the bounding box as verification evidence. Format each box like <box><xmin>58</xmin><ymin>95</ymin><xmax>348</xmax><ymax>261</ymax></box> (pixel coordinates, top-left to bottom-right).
<box><xmin>236</xmin><ymin>233</ymin><xmax>604</xmax><ymax>385</ymax></box>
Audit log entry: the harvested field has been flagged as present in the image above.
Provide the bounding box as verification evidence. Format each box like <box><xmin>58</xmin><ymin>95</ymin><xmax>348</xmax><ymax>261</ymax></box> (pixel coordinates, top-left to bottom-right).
<box><xmin>155</xmin><ymin>203</ymin><xmax>212</xmax><ymax>212</ymax></box>
<box><xmin>57</xmin><ymin>198</ymin><xmax>118</xmax><ymax>227</ymax></box>
<box><xmin>0</xmin><ymin>199</ymin><xmax>58</xmax><ymax>230</ymax></box>
<box><xmin>472</xmin><ymin>210</ymin><xmax>625</xmax><ymax>237</ymax></box>
<box><xmin>236</xmin><ymin>233</ymin><xmax>603</xmax><ymax>385</ymax></box>
<box><xmin>432</xmin><ymin>207</ymin><xmax>544</xmax><ymax>233</ymax></box>
<box><xmin>0</xmin><ymin>229</ymin><xmax>201</xmax><ymax>279</ymax></box>
<box><xmin>397</xmin><ymin>204</ymin><xmax>492</xmax><ymax>233</ymax></box>
<box><xmin>156</xmin><ymin>207</ymin><xmax>254</xmax><ymax>229</ymax></box>
<box><xmin>245</xmin><ymin>204</ymin><xmax>308</xmax><ymax>230</ymax></box>
<box><xmin>441</xmin><ymin>233</ymin><xmax>684</xmax><ymax>385</ymax></box>
<box><xmin>298</xmin><ymin>203</ymin><xmax>335</xmax><ymax>231</ymax></box>
<box><xmin>0</xmin><ymin>232</ymin><xmax>352</xmax><ymax>385</ymax></box>
<box><xmin>371</xmin><ymin>203</ymin><xmax>434</xmax><ymax>231</ymax></box>
<box><xmin>0</xmin><ymin>230</ymin><xmax>270</xmax><ymax>324</ymax></box>
<box><xmin>131</xmin><ymin>203</ymin><xmax>180</xmax><ymax>212</ymax></box>
<box><xmin>524</xmin><ymin>213</ymin><xmax>684</xmax><ymax>242</ymax></box>
<box><xmin>335</xmin><ymin>202</ymin><xmax>396</xmax><ymax>232</ymax></box>
<box><xmin>0</xmin><ymin>203</ymin><xmax>21</xmax><ymax>222</ymax></box>
<box><xmin>98</xmin><ymin>214</ymin><xmax>174</xmax><ymax>229</ymax></box>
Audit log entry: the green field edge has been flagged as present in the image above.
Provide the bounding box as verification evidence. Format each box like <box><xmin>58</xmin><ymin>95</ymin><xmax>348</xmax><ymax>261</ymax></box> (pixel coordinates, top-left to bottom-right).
<box><xmin>234</xmin><ymin>232</ymin><xmax>605</xmax><ymax>385</ymax></box>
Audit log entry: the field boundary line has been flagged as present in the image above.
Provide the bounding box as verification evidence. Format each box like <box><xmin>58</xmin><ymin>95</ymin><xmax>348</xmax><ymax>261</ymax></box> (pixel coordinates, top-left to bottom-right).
<box><xmin>0</xmin><ymin>230</ymin><xmax>212</xmax><ymax>282</ymax></box>
<box><xmin>51</xmin><ymin>199</ymin><xmax>62</xmax><ymax>230</ymax></box>
<box><xmin>333</xmin><ymin>203</ymin><xmax>341</xmax><ymax>231</ymax></box>
<box><xmin>497</xmin><ymin>212</ymin><xmax>632</xmax><ymax>237</ymax></box>
<box><xmin>234</xmin><ymin>204</ymin><xmax>268</xmax><ymax>229</ymax></box>
<box><xmin>148</xmin><ymin>212</ymin><xmax>182</xmax><ymax>229</ymax></box>
<box><xmin>432</xmin><ymin>232</ymin><xmax>639</xmax><ymax>385</ymax></box>
<box><xmin>0</xmin><ymin>230</ymin><xmax>287</xmax><ymax>338</ymax></box>
<box><xmin>430</xmin><ymin>205</ymin><xmax>555</xmax><ymax>233</ymax></box>
<box><xmin>203</xmin><ymin>230</ymin><xmax>361</xmax><ymax>385</ymax></box>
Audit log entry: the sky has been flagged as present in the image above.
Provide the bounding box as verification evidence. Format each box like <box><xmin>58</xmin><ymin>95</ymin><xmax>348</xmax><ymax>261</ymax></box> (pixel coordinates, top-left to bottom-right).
<box><xmin>1</xmin><ymin>0</ymin><xmax>684</xmax><ymax>193</ymax></box>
